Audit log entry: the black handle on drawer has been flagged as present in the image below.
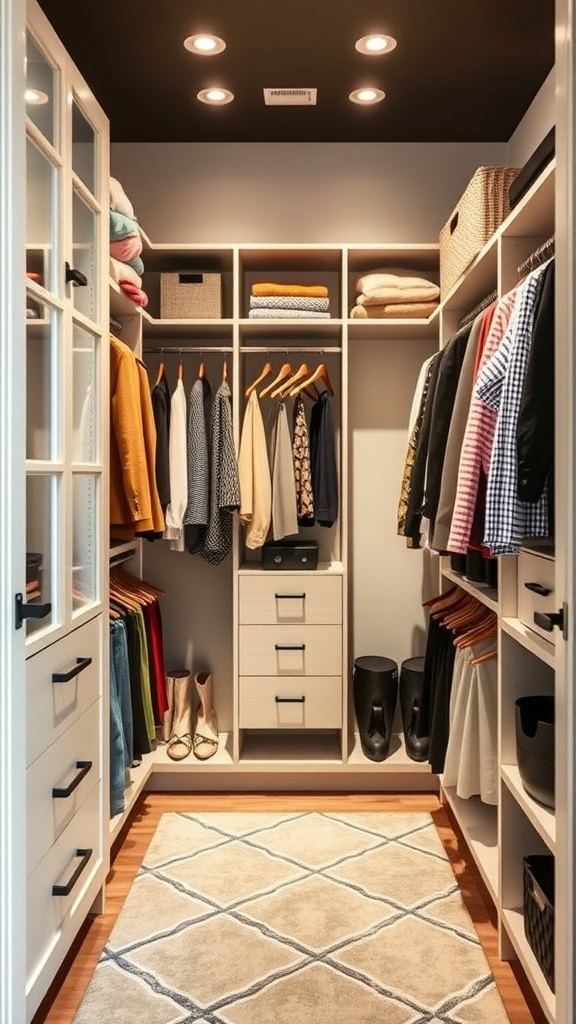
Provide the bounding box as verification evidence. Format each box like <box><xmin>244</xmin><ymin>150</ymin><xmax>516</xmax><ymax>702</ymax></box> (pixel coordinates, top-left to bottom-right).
<box><xmin>534</xmin><ymin>609</ymin><xmax>563</xmax><ymax>632</ymax></box>
<box><xmin>52</xmin><ymin>656</ymin><xmax>92</xmax><ymax>683</ymax></box>
<box><xmin>275</xmin><ymin>696</ymin><xmax>306</xmax><ymax>703</ymax></box>
<box><xmin>65</xmin><ymin>261</ymin><xmax>88</xmax><ymax>287</ymax></box>
<box><xmin>275</xmin><ymin>593</ymin><xmax>306</xmax><ymax>600</ymax></box>
<box><xmin>14</xmin><ymin>592</ymin><xmax>51</xmax><ymax>629</ymax></box>
<box><xmin>52</xmin><ymin>848</ymin><xmax>92</xmax><ymax>896</ymax></box>
<box><xmin>524</xmin><ymin>581</ymin><xmax>552</xmax><ymax>597</ymax></box>
<box><xmin>52</xmin><ymin>760</ymin><xmax>93</xmax><ymax>799</ymax></box>
<box><xmin>274</xmin><ymin>644</ymin><xmax>306</xmax><ymax>651</ymax></box>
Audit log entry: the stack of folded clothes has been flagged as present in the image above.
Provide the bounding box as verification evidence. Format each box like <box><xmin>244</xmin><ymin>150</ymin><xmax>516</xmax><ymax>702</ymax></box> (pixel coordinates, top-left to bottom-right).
<box><xmin>109</xmin><ymin>176</ymin><xmax>148</xmax><ymax>308</ymax></box>
<box><xmin>350</xmin><ymin>269</ymin><xmax>439</xmax><ymax>318</ymax></box>
<box><xmin>248</xmin><ymin>282</ymin><xmax>331</xmax><ymax>318</ymax></box>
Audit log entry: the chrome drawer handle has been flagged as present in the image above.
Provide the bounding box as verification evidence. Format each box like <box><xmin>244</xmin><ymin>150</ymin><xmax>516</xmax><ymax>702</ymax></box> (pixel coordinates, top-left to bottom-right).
<box><xmin>275</xmin><ymin>593</ymin><xmax>306</xmax><ymax>599</ymax></box>
<box><xmin>52</xmin><ymin>761</ymin><xmax>93</xmax><ymax>799</ymax></box>
<box><xmin>275</xmin><ymin>696</ymin><xmax>306</xmax><ymax>703</ymax></box>
<box><xmin>524</xmin><ymin>581</ymin><xmax>552</xmax><ymax>597</ymax></box>
<box><xmin>52</xmin><ymin>656</ymin><xmax>92</xmax><ymax>683</ymax></box>
<box><xmin>274</xmin><ymin>644</ymin><xmax>306</xmax><ymax>651</ymax></box>
<box><xmin>52</xmin><ymin>848</ymin><xmax>92</xmax><ymax>897</ymax></box>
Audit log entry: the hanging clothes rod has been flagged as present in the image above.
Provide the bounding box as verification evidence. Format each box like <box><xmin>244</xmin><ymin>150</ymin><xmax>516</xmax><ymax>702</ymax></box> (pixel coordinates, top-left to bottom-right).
<box><xmin>517</xmin><ymin>234</ymin><xmax>555</xmax><ymax>277</ymax></box>
<box><xmin>241</xmin><ymin>346</ymin><xmax>342</xmax><ymax>354</ymax></box>
<box><xmin>143</xmin><ymin>345</ymin><xmax>234</xmax><ymax>354</ymax></box>
<box><xmin>458</xmin><ymin>289</ymin><xmax>498</xmax><ymax>329</ymax></box>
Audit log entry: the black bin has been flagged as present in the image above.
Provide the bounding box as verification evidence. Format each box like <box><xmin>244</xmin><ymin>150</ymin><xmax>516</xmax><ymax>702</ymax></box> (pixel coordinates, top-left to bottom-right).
<box><xmin>515</xmin><ymin>695</ymin><xmax>555</xmax><ymax>809</ymax></box>
<box><xmin>523</xmin><ymin>854</ymin><xmax>555</xmax><ymax>992</ymax></box>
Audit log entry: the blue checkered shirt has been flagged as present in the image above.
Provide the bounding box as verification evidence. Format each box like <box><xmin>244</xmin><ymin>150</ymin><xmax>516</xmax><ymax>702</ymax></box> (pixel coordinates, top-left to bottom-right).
<box><xmin>475</xmin><ymin>263</ymin><xmax>550</xmax><ymax>554</ymax></box>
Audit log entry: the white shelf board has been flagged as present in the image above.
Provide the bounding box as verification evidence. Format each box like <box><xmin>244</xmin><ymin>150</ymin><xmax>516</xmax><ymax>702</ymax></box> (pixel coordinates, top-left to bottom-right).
<box><xmin>141</xmin><ymin>313</ymin><xmax>234</xmax><ymax>340</ymax></box>
<box><xmin>239</xmin><ymin>560</ymin><xmax>344</xmax><ymax>576</ymax></box>
<box><xmin>501</xmin><ymin>617</ymin><xmax>555</xmax><ymax>668</ymax></box>
<box><xmin>501</xmin><ymin>764</ymin><xmax>556</xmax><ymax>852</ymax></box>
<box><xmin>347</xmin><ymin>732</ymin><xmax>434</xmax><ymax>774</ymax></box>
<box><xmin>440</xmin><ymin>784</ymin><xmax>498</xmax><ymax>904</ymax></box>
<box><xmin>239</xmin><ymin>731</ymin><xmax>342</xmax><ymax>767</ymax></box>
<box><xmin>441</xmin><ymin>567</ymin><xmax>499</xmax><ymax>612</ymax></box>
<box><xmin>501</xmin><ymin>907</ymin><xmax>555</xmax><ymax>1024</ymax></box>
<box><xmin>347</xmin><ymin>318</ymin><xmax>439</xmax><ymax>342</ymax></box>
<box><xmin>110</xmin><ymin>753</ymin><xmax>155</xmax><ymax>844</ymax></box>
<box><xmin>109</xmin><ymin>539</ymin><xmax>140</xmax><ymax>561</ymax></box>
<box><xmin>152</xmin><ymin>732</ymin><xmax>234</xmax><ymax>770</ymax></box>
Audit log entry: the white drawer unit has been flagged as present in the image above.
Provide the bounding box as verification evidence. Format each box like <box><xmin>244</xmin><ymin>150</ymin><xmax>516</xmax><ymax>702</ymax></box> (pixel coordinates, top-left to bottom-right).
<box><xmin>239</xmin><ymin>624</ymin><xmax>342</xmax><ymax>676</ymax></box>
<box><xmin>518</xmin><ymin>546</ymin><xmax>557</xmax><ymax>645</ymax></box>
<box><xmin>27</xmin><ymin>614</ymin><xmax>102</xmax><ymax>767</ymax></box>
<box><xmin>26</xmin><ymin>778</ymin><xmax>104</xmax><ymax>1017</ymax></box>
<box><xmin>239</xmin><ymin>574</ymin><xmax>342</xmax><ymax>625</ymax></box>
<box><xmin>239</xmin><ymin>676</ymin><xmax>343</xmax><ymax>729</ymax></box>
<box><xmin>27</xmin><ymin>699</ymin><xmax>102</xmax><ymax>877</ymax></box>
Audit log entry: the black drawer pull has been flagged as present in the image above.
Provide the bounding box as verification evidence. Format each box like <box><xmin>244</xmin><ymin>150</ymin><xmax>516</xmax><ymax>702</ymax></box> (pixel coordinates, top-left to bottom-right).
<box><xmin>52</xmin><ymin>848</ymin><xmax>92</xmax><ymax>896</ymax></box>
<box><xmin>52</xmin><ymin>656</ymin><xmax>92</xmax><ymax>683</ymax></box>
<box><xmin>274</xmin><ymin>644</ymin><xmax>306</xmax><ymax>651</ymax></box>
<box><xmin>65</xmin><ymin>262</ymin><xmax>88</xmax><ymax>287</ymax></box>
<box><xmin>275</xmin><ymin>593</ymin><xmax>306</xmax><ymax>600</ymax></box>
<box><xmin>14</xmin><ymin>593</ymin><xmax>51</xmax><ymax>629</ymax></box>
<box><xmin>275</xmin><ymin>696</ymin><xmax>306</xmax><ymax>703</ymax></box>
<box><xmin>524</xmin><ymin>581</ymin><xmax>552</xmax><ymax>597</ymax></box>
<box><xmin>52</xmin><ymin>760</ymin><xmax>93</xmax><ymax>799</ymax></box>
<box><xmin>534</xmin><ymin>609</ymin><xmax>564</xmax><ymax>633</ymax></box>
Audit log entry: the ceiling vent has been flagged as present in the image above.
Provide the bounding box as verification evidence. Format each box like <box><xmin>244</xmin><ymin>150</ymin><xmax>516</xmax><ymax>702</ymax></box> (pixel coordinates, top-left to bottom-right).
<box><xmin>263</xmin><ymin>88</ymin><xmax>317</xmax><ymax>106</ymax></box>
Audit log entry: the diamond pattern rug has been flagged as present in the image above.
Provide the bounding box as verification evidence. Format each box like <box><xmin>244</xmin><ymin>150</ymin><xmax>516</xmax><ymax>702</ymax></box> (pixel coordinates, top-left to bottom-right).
<box><xmin>73</xmin><ymin>811</ymin><xmax>510</xmax><ymax>1024</ymax></box>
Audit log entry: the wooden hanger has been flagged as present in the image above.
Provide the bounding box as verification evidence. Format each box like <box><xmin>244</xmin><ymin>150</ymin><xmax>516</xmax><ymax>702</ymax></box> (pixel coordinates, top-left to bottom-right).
<box><xmin>245</xmin><ymin>358</ymin><xmax>272</xmax><ymax>397</ymax></box>
<box><xmin>178</xmin><ymin>352</ymin><xmax>184</xmax><ymax>381</ymax></box>
<box><xmin>198</xmin><ymin>357</ymin><xmax>206</xmax><ymax>379</ymax></box>
<box><xmin>272</xmin><ymin>362</ymin><xmax>310</xmax><ymax>398</ymax></box>
<box><xmin>155</xmin><ymin>359</ymin><xmax>166</xmax><ymax>387</ymax></box>
<box><xmin>260</xmin><ymin>362</ymin><xmax>292</xmax><ymax>398</ymax></box>
<box><xmin>290</xmin><ymin>360</ymin><xmax>334</xmax><ymax>397</ymax></box>
<box><xmin>222</xmin><ymin>358</ymin><xmax>228</xmax><ymax>382</ymax></box>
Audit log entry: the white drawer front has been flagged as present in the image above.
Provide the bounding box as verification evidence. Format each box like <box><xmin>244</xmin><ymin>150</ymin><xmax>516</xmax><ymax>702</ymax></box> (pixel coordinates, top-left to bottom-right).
<box><xmin>518</xmin><ymin>549</ymin><xmax>556</xmax><ymax>645</ymax></box>
<box><xmin>27</xmin><ymin>614</ymin><xmax>102</xmax><ymax>767</ymax></box>
<box><xmin>27</xmin><ymin>779</ymin><xmax>103</xmax><ymax>996</ymax></box>
<box><xmin>239</xmin><ymin>574</ymin><xmax>342</xmax><ymax>624</ymax></box>
<box><xmin>27</xmin><ymin>700</ymin><xmax>102</xmax><ymax>877</ymax></box>
<box><xmin>239</xmin><ymin>676</ymin><xmax>342</xmax><ymax>728</ymax></box>
<box><xmin>239</xmin><ymin>624</ymin><xmax>342</xmax><ymax>676</ymax></box>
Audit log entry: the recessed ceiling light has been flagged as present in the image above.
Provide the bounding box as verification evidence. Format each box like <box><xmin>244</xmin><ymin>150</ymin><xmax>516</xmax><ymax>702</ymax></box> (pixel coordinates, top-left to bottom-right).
<box><xmin>349</xmin><ymin>87</ymin><xmax>385</xmax><ymax>105</ymax></box>
<box><xmin>355</xmin><ymin>34</ymin><xmax>397</xmax><ymax>55</ymax></box>
<box><xmin>184</xmin><ymin>34</ymin><xmax>226</xmax><ymax>56</ymax></box>
<box><xmin>197</xmin><ymin>87</ymin><xmax>234</xmax><ymax>105</ymax></box>
<box><xmin>25</xmin><ymin>88</ymin><xmax>49</xmax><ymax>105</ymax></box>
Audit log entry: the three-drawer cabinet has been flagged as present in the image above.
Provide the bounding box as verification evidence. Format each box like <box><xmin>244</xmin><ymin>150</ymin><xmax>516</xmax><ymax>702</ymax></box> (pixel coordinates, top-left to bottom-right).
<box><xmin>238</xmin><ymin>572</ymin><xmax>343</xmax><ymax>729</ymax></box>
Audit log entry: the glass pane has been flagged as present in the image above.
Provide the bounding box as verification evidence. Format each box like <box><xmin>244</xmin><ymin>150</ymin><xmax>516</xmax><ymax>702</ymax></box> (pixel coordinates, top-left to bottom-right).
<box><xmin>26</xmin><ymin>474</ymin><xmax>56</xmax><ymax>636</ymax></box>
<box><xmin>26</xmin><ymin>310</ymin><xmax>59</xmax><ymax>461</ymax></box>
<box><xmin>72</xmin><ymin>99</ymin><xmax>95</xmax><ymax>194</ymax></box>
<box><xmin>72</xmin><ymin>190</ymin><xmax>97</xmax><ymax>322</ymax></box>
<box><xmin>25</xmin><ymin>31</ymin><xmax>57</xmax><ymax>146</ymax></box>
<box><xmin>72</xmin><ymin>474</ymin><xmax>98</xmax><ymax>611</ymax></box>
<box><xmin>26</xmin><ymin>137</ymin><xmax>56</xmax><ymax>294</ymax></box>
<box><xmin>72</xmin><ymin>326</ymin><xmax>98</xmax><ymax>463</ymax></box>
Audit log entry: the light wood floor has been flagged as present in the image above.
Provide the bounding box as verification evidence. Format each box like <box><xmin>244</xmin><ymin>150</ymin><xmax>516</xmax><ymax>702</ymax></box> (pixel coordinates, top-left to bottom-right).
<box><xmin>33</xmin><ymin>791</ymin><xmax>547</xmax><ymax>1024</ymax></box>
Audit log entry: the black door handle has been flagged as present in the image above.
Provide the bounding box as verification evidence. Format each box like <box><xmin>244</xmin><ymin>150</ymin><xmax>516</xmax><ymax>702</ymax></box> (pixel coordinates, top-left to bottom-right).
<box><xmin>52</xmin><ymin>656</ymin><xmax>93</xmax><ymax>683</ymax></box>
<box><xmin>15</xmin><ymin>592</ymin><xmax>51</xmax><ymax>629</ymax></box>
<box><xmin>274</xmin><ymin>644</ymin><xmax>306</xmax><ymax>651</ymax></box>
<box><xmin>534</xmin><ymin>609</ymin><xmax>563</xmax><ymax>632</ymax></box>
<box><xmin>52</xmin><ymin>761</ymin><xmax>93</xmax><ymax>799</ymax></box>
<box><xmin>52</xmin><ymin>848</ymin><xmax>92</xmax><ymax>896</ymax></box>
<box><xmin>65</xmin><ymin>262</ymin><xmax>88</xmax><ymax>287</ymax></box>
<box><xmin>524</xmin><ymin>581</ymin><xmax>552</xmax><ymax>597</ymax></box>
<box><xmin>275</xmin><ymin>696</ymin><xmax>306</xmax><ymax>703</ymax></box>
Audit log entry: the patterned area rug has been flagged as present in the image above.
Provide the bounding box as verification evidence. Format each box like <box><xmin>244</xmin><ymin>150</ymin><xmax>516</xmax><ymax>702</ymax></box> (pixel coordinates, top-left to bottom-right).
<box><xmin>74</xmin><ymin>812</ymin><xmax>510</xmax><ymax>1024</ymax></box>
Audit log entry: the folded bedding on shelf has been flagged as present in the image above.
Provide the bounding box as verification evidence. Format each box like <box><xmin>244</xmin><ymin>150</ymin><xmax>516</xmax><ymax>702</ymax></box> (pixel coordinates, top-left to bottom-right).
<box><xmin>119</xmin><ymin>280</ymin><xmax>149</xmax><ymax>308</ymax></box>
<box><xmin>110</xmin><ymin>209</ymin><xmax>141</xmax><ymax>242</ymax></box>
<box><xmin>252</xmin><ymin>282</ymin><xmax>329</xmax><ymax>298</ymax></box>
<box><xmin>126</xmin><ymin>254</ymin><xmax>145</xmax><ymax>277</ymax></box>
<box><xmin>350</xmin><ymin>300</ymin><xmax>438</xmax><ymax>319</ymax></box>
<box><xmin>249</xmin><ymin>295</ymin><xmax>330</xmax><ymax>312</ymax></box>
<box><xmin>355</xmin><ymin>270</ymin><xmax>440</xmax><ymax>303</ymax></box>
<box><xmin>110</xmin><ymin>233</ymin><xmax>143</xmax><ymax>263</ymax></box>
<box><xmin>248</xmin><ymin>307</ymin><xmax>331</xmax><ymax>319</ymax></box>
<box><xmin>110</xmin><ymin>176</ymin><xmax>135</xmax><ymax>220</ymax></box>
<box><xmin>110</xmin><ymin>255</ymin><xmax>142</xmax><ymax>289</ymax></box>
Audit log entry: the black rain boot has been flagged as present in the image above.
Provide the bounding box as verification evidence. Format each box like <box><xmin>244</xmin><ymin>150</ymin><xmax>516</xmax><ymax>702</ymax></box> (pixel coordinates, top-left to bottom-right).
<box><xmin>400</xmin><ymin>657</ymin><xmax>430</xmax><ymax>762</ymax></box>
<box><xmin>353</xmin><ymin>656</ymin><xmax>398</xmax><ymax>762</ymax></box>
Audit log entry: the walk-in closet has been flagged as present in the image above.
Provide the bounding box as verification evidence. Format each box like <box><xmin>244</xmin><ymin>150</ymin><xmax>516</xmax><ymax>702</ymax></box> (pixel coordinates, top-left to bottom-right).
<box><xmin>1</xmin><ymin>2</ymin><xmax>574</xmax><ymax>1024</ymax></box>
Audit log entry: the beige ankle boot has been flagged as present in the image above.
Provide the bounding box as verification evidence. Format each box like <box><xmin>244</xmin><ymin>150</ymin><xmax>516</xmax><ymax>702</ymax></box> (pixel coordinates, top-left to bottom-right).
<box><xmin>193</xmin><ymin>672</ymin><xmax>219</xmax><ymax>760</ymax></box>
<box><xmin>166</xmin><ymin>670</ymin><xmax>194</xmax><ymax>760</ymax></box>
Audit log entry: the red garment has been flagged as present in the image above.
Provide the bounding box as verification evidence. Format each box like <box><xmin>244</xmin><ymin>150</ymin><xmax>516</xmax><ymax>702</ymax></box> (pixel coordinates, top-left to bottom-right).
<box><xmin>146</xmin><ymin>599</ymin><xmax>168</xmax><ymax>721</ymax></box>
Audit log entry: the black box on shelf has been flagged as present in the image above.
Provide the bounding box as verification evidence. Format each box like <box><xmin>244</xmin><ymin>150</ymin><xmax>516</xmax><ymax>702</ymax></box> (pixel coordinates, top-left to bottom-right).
<box><xmin>515</xmin><ymin>695</ymin><xmax>555</xmax><ymax>809</ymax></box>
<box><xmin>261</xmin><ymin>540</ymin><xmax>319</xmax><ymax>571</ymax></box>
<box><xmin>523</xmin><ymin>854</ymin><xmax>555</xmax><ymax>992</ymax></box>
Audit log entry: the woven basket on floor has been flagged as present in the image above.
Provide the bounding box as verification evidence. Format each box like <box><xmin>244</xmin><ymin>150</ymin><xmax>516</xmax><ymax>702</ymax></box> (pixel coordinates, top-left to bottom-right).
<box><xmin>439</xmin><ymin>166</ymin><xmax>520</xmax><ymax>297</ymax></box>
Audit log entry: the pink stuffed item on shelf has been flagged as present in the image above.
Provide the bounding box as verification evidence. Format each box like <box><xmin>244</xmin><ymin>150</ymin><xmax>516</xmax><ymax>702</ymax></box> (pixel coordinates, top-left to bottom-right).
<box><xmin>119</xmin><ymin>281</ymin><xmax>149</xmax><ymax>308</ymax></box>
<box><xmin>110</xmin><ymin>234</ymin><xmax>142</xmax><ymax>262</ymax></box>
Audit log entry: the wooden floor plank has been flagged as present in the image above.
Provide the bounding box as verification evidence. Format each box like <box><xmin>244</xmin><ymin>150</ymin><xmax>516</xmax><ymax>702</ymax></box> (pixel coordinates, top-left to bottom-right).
<box><xmin>32</xmin><ymin>791</ymin><xmax>546</xmax><ymax>1024</ymax></box>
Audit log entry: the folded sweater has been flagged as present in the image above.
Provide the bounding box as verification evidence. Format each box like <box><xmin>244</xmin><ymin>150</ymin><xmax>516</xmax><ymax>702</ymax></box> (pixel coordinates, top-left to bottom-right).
<box><xmin>252</xmin><ymin>282</ymin><xmax>329</xmax><ymax>298</ymax></box>
<box><xmin>250</xmin><ymin>295</ymin><xmax>329</xmax><ymax>312</ymax></box>
<box><xmin>248</xmin><ymin>308</ymin><xmax>331</xmax><ymax>319</ymax></box>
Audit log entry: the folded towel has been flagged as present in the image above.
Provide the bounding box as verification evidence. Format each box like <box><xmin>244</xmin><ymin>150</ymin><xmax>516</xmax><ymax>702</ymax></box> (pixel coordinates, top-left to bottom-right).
<box><xmin>110</xmin><ymin>176</ymin><xmax>135</xmax><ymax>219</ymax></box>
<box><xmin>350</xmin><ymin>301</ymin><xmax>439</xmax><ymax>319</ymax></box>
<box><xmin>248</xmin><ymin>307</ymin><xmax>331</xmax><ymax>319</ymax></box>
<box><xmin>357</xmin><ymin>282</ymin><xmax>440</xmax><ymax>304</ymax></box>
<box><xmin>252</xmin><ymin>282</ymin><xmax>329</xmax><ymax>298</ymax></box>
<box><xmin>110</xmin><ymin>209</ymin><xmax>141</xmax><ymax>242</ymax></box>
<box><xmin>110</xmin><ymin>234</ymin><xmax>142</xmax><ymax>263</ymax></box>
<box><xmin>250</xmin><ymin>295</ymin><xmax>330</xmax><ymax>312</ymax></box>
<box><xmin>110</xmin><ymin>255</ymin><xmax>142</xmax><ymax>290</ymax></box>
<box><xmin>119</xmin><ymin>281</ymin><xmax>149</xmax><ymax>308</ymax></box>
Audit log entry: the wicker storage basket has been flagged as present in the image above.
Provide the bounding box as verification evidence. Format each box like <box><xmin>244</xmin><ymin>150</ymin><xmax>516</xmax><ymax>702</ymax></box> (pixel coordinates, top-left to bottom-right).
<box><xmin>439</xmin><ymin>166</ymin><xmax>520</xmax><ymax>297</ymax></box>
<box><xmin>160</xmin><ymin>271</ymin><xmax>222</xmax><ymax>319</ymax></box>
<box><xmin>523</xmin><ymin>854</ymin><xmax>555</xmax><ymax>992</ymax></box>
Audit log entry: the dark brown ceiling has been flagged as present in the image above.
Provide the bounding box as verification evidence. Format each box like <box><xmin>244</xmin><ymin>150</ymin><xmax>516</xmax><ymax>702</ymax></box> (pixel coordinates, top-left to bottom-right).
<box><xmin>37</xmin><ymin>0</ymin><xmax>554</xmax><ymax>144</ymax></box>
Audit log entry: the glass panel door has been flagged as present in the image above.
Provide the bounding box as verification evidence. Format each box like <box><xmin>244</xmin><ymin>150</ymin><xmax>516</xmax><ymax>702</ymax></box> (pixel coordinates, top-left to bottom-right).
<box><xmin>26</xmin><ymin>309</ymin><xmax>59</xmax><ymax>461</ymax></box>
<box><xmin>25</xmin><ymin>31</ymin><xmax>57</xmax><ymax>146</ymax></box>
<box><xmin>72</xmin><ymin>324</ymin><xmax>98</xmax><ymax>463</ymax></box>
<box><xmin>72</xmin><ymin>98</ymin><xmax>95</xmax><ymax>195</ymax></box>
<box><xmin>25</xmin><ymin>474</ymin><xmax>58</xmax><ymax>635</ymax></box>
<box><xmin>72</xmin><ymin>474</ymin><xmax>98</xmax><ymax>612</ymax></box>
<box><xmin>26</xmin><ymin>136</ymin><xmax>56</xmax><ymax>295</ymax></box>
<box><xmin>71</xmin><ymin>190</ymin><xmax>97</xmax><ymax>322</ymax></box>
